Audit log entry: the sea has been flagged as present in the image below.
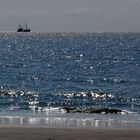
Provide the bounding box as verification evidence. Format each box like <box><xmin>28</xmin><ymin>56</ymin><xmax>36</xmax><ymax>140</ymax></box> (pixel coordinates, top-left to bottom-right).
<box><xmin>0</xmin><ymin>32</ymin><xmax>140</xmax><ymax>128</ymax></box>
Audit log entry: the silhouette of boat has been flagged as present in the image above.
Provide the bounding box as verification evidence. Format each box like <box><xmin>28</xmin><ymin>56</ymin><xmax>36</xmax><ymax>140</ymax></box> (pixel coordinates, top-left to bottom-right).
<box><xmin>17</xmin><ymin>23</ymin><xmax>31</xmax><ymax>32</ymax></box>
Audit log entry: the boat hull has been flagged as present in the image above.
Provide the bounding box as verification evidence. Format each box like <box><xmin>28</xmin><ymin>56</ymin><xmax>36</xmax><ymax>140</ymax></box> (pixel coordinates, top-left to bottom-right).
<box><xmin>17</xmin><ymin>29</ymin><xmax>31</xmax><ymax>32</ymax></box>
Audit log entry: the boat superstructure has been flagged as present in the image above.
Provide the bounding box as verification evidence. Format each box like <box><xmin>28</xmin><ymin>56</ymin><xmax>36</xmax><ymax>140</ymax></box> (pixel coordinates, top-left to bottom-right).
<box><xmin>17</xmin><ymin>23</ymin><xmax>31</xmax><ymax>32</ymax></box>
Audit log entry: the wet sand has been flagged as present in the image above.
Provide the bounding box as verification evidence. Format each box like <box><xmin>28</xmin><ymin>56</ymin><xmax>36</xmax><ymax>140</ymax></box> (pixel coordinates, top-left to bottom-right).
<box><xmin>0</xmin><ymin>126</ymin><xmax>139</xmax><ymax>140</ymax></box>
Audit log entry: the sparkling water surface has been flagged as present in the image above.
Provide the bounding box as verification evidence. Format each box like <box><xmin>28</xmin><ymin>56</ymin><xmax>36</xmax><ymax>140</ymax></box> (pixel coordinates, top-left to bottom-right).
<box><xmin>0</xmin><ymin>32</ymin><xmax>140</xmax><ymax>127</ymax></box>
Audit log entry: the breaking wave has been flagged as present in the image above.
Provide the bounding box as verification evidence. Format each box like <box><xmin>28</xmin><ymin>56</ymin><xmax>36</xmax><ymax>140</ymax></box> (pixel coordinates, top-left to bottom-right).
<box><xmin>0</xmin><ymin>86</ymin><xmax>139</xmax><ymax>115</ymax></box>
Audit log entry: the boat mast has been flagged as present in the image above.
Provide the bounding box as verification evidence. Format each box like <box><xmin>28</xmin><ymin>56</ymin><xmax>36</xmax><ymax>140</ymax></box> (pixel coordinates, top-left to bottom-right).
<box><xmin>25</xmin><ymin>22</ymin><xmax>28</xmax><ymax>30</ymax></box>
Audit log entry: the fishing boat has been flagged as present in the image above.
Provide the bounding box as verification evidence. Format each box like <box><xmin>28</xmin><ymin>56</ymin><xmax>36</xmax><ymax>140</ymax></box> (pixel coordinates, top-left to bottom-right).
<box><xmin>17</xmin><ymin>23</ymin><xmax>31</xmax><ymax>32</ymax></box>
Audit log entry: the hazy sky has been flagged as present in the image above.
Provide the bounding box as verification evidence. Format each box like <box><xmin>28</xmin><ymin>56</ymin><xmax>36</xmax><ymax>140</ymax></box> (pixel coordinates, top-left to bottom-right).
<box><xmin>0</xmin><ymin>0</ymin><xmax>140</xmax><ymax>32</ymax></box>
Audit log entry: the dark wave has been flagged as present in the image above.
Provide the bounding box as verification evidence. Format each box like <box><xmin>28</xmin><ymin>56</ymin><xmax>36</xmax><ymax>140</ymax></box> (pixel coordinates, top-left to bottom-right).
<box><xmin>63</xmin><ymin>107</ymin><xmax>127</xmax><ymax>114</ymax></box>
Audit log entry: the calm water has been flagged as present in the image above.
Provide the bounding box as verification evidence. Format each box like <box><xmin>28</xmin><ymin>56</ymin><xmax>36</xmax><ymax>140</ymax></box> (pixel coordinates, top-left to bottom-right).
<box><xmin>0</xmin><ymin>32</ymin><xmax>140</xmax><ymax>126</ymax></box>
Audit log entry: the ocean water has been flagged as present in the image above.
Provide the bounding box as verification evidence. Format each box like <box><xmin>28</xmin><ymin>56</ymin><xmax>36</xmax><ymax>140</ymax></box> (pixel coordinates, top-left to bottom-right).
<box><xmin>0</xmin><ymin>32</ymin><xmax>140</xmax><ymax>127</ymax></box>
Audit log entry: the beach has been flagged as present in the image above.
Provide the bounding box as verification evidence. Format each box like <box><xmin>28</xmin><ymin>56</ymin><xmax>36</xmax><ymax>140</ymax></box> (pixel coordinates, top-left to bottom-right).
<box><xmin>0</xmin><ymin>126</ymin><xmax>139</xmax><ymax>140</ymax></box>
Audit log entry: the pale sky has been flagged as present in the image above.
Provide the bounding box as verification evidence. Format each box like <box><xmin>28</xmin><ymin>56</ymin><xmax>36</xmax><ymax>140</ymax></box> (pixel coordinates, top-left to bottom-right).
<box><xmin>0</xmin><ymin>0</ymin><xmax>140</xmax><ymax>32</ymax></box>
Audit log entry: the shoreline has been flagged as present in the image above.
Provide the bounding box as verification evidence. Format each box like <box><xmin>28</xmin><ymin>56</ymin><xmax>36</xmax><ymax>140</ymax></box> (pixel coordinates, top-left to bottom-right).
<box><xmin>0</xmin><ymin>126</ymin><xmax>140</xmax><ymax>140</ymax></box>
<box><xmin>0</xmin><ymin>115</ymin><xmax>140</xmax><ymax>129</ymax></box>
